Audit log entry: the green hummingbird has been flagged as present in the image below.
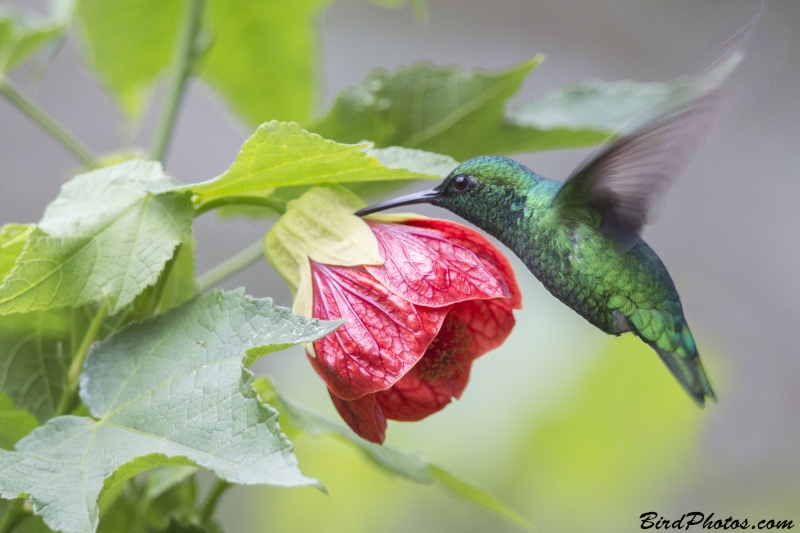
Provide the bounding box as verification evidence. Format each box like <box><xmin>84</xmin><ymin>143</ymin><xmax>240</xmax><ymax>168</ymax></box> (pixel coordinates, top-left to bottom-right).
<box><xmin>356</xmin><ymin>5</ymin><xmax>762</xmax><ymax>406</ymax></box>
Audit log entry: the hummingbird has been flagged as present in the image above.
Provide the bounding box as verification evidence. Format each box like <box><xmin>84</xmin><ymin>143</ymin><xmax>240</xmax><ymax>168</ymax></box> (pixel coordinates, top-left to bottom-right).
<box><xmin>356</xmin><ymin>5</ymin><xmax>762</xmax><ymax>406</ymax></box>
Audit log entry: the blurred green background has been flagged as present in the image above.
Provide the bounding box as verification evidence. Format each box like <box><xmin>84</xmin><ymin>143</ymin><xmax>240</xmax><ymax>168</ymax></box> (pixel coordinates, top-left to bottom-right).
<box><xmin>1</xmin><ymin>0</ymin><xmax>798</xmax><ymax>531</ymax></box>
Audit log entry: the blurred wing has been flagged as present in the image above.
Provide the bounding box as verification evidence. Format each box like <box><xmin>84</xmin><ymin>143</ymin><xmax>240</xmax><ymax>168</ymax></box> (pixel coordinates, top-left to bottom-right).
<box><xmin>554</xmin><ymin>93</ymin><xmax>718</xmax><ymax>248</ymax></box>
<box><xmin>554</xmin><ymin>1</ymin><xmax>762</xmax><ymax>248</ymax></box>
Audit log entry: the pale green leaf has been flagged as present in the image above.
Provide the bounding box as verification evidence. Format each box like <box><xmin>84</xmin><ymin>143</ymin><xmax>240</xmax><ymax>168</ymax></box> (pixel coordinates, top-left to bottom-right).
<box><xmin>0</xmin><ymin>223</ymin><xmax>33</xmax><ymax>284</ymax></box>
<box><xmin>263</xmin><ymin>185</ymin><xmax>384</xmax><ymax>320</ymax></box>
<box><xmin>510</xmin><ymin>49</ymin><xmax>745</xmax><ymax>136</ymax></box>
<box><xmin>188</xmin><ymin>121</ymin><xmax>444</xmax><ymax>212</ymax></box>
<box><xmin>0</xmin><ymin>392</ymin><xmax>38</xmax><ymax>450</ymax></box>
<box><xmin>0</xmin><ymin>290</ymin><xmax>340</xmax><ymax>533</ymax></box>
<box><xmin>75</xmin><ymin>0</ymin><xmax>182</xmax><ymax>117</ymax></box>
<box><xmin>264</xmin><ymin>185</ymin><xmax>381</xmax><ymax>288</ymax></box>
<box><xmin>312</xmin><ymin>57</ymin><xmax>610</xmax><ymax>161</ymax></box>
<box><xmin>364</xmin><ymin>146</ymin><xmax>457</xmax><ymax>177</ymax></box>
<box><xmin>508</xmin><ymin>78</ymin><xmax>691</xmax><ymax>134</ymax></box>
<box><xmin>201</xmin><ymin>0</ymin><xmax>329</xmax><ymax>126</ymax></box>
<box><xmin>256</xmin><ymin>377</ymin><xmax>531</xmax><ymax>529</ymax></box>
<box><xmin>214</xmin><ymin>145</ymin><xmax>456</xmax><ymax>220</ymax></box>
<box><xmin>0</xmin><ymin>4</ymin><xmax>70</xmax><ymax>74</ymax></box>
<box><xmin>0</xmin><ymin>307</ymin><xmax>75</xmax><ymax>422</ymax></box>
<box><xmin>0</xmin><ymin>160</ymin><xmax>193</xmax><ymax>315</ymax></box>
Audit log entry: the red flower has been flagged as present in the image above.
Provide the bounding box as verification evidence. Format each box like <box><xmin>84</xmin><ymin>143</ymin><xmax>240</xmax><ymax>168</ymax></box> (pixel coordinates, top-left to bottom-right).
<box><xmin>307</xmin><ymin>217</ymin><xmax>522</xmax><ymax>444</ymax></box>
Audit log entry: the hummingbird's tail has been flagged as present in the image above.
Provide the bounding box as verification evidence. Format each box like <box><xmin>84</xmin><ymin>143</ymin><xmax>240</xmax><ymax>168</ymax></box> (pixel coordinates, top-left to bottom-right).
<box><xmin>649</xmin><ymin>340</ymin><xmax>716</xmax><ymax>407</ymax></box>
<box><xmin>628</xmin><ymin>309</ymin><xmax>716</xmax><ymax>406</ymax></box>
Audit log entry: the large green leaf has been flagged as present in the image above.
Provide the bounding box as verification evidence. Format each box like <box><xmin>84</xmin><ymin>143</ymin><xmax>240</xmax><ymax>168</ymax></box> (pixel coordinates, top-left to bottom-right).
<box><xmin>508</xmin><ymin>78</ymin><xmax>691</xmax><ymax>135</ymax></box>
<box><xmin>0</xmin><ymin>160</ymin><xmax>193</xmax><ymax>315</ymax></box>
<box><xmin>216</xmin><ymin>144</ymin><xmax>459</xmax><ymax>220</ymax></box>
<box><xmin>0</xmin><ymin>290</ymin><xmax>341</xmax><ymax>533</ymax></box>
<box><xmin>201</xmin><ymin>0</ymin><xmax>329</xmax><ymax>126</ymax></box>
<box><xmin>0</xmin><ymin>307</ymin><xmax>77</xmax><ymax>422</ymax></box>
<box><xmin>75</xmin><ymin>0</ymin><xmax>182</xmax><ymax>117</ymax></box>
<box><xmin>75</xmin><ymin>0</ymin><xmax>333</xmax><ymax>123</ymax></box>
<box><xmin>256</xmin><ymin>377</ymin><xmax>530</xmax><ymax>529</ymax></box>
<box><xmin>188</xmin><ymin>121</ymin><xmax>454</xmax><ymax>213</ymax></box>
<box><xmin>312</xmin><ymin>58</ymin><xmax>610</xmax><ymax>161</ymax></box>
<box><xmin>0</xmin><ymin>2</ymin><xmax>70</xmax><ymax>75</ymax></box>
<box><xmin>0</xmin><ymin>392</ymin><xmax>38</xmax><ymax>450</ymax></box>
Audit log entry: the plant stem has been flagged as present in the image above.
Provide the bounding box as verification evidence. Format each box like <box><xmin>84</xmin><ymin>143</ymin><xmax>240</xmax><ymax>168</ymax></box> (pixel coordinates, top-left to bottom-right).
<box><xmin>0</xmin><ymin>79</ymin><xmax>100</xmax><ymax>169</ymax></box>
<box><xmin>55</xmin><ymin>300</ymin><xmax>109</xmax><ymax>417</ymax></box>
<box><xmin>197</xmin><ymin>240</ymin><xmax>265</xmax><ymax>292</ymax></box>
<box><xmin>200</xmin><ymin>479</ymin><xmax>231</xmax><ymax>524</ymax></box>
<box><xmin>0</xmin><ymin>499</ymin><xmax>31</xmax><ymax>533</ymax></box>
<box><xmin>194</xmin><ymin>195</ymin><xmax>287</xmax><ymax>217</ymax></box>
<box><xmin>150</xmin><ymin>0</ymin><xmax>206</xmax><ymax>162</ymax></box>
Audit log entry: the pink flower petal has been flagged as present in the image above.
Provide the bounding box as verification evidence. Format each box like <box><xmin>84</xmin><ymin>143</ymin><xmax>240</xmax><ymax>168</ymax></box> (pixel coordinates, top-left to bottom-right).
<box><xmin>308</xmin><ymin>261</ymin><xmax>451</xmax><ymax>400</ymax></box>
<box><xmin>413</xmin><ymin>218</ymin><xmax>523</xmax><ymax>310</ymax></box>
<box><xmin>365</xmin><ymin>220</ymin><xmax>513</xmax><ymax>307</ymax></box>
<box><xmin>376</xmin><ymin>297</ymin><xmax>517</xmax><ymax>422</ymax></box>
<box><xmin>451</xmin><ymin>297</ymin><xmax>517</xmax><ymax>360</ymax></box>
<box><xmin>329</xmin><ymin>391</ymin><xmax>386</xmax><ymax>444</ymax></box>
<box><xmin>376</xmin><ymin>309</ymin><xmax>474</xmax><ymax>421</ymax></box>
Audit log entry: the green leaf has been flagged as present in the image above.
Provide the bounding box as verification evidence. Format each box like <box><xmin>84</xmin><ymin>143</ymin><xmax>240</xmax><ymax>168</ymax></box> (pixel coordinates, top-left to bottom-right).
<box><xmin>264</xmin><ymin>184</ymin><xmax>388</xmax><ymax>320</ymax></box>
<box><xmin>0</xmin><ymin>3</ymin><xmax>70</xmax><ymax>75</ymax></box>
<box><xmin>75</xmin><ymin>0</ymin><xmax>183</xmax><ymax>117</ymax></box>
<box><xmin>0</xmin><ymin>290</ymin><xmax>340</xmax><ymax>533</ymax></box>
<box><xmin>201</xmin><ymin>0</ymin><xmax>330</xmax><ymax>126</ymax></box>
<box><xmin>0</xmin><ymin>307</ymin><xmax>75</xmax><ymax>422</ymax></box>
<box><xmin>188</xmin><ymin>121</ymin><xmax>450</xmax><ymax>212</ymax></box>
<box><xmin>144</xmin><ymin>477</ymin><xmax>198</xmax><ymax>532</ymax></box>
<box><xmin>0</xmin><ymin>393</ymin><xmax>38</xmax><ymax>450</ymax></box>
<box><xmin>155</xmin><ymin>239</ymin><xmax>197</xmax><ymax>314</ymax></box>
<box><xmin>264</xmin><ymin>185</ymin><xmax>382</xmax><ymax>288</ymax></box>
<box><xmin>214</xmin><ymin>145</ymin><xmax>457</xmax><ymax>220</ymax></box>
<box><xmin>312</xmin><ymin>57</ymin><xmax>610</xmax><ymax>161</ymax></box>
<box><xmin>0</xmin><ymin>223</ymin><xmax>33</xmax><ymax>284</ymax></box>
<box><xmin>98</xmin><ymin>473</ymin><xmax>199</xmax><ymax>533</ymax></box>
<box><xmin>144</xmin><ymin>467</ymin><xmax>199</xmax><ymax>501</ymax></box>
<box><xmin>0</xmin><ymin>160</ymin><xmax>193</xmax><ymax>315</ymax></box>
<box><xmin>508</xmin><ymin>78</ymin><xmax>691</xmax><ymax>134</ymax></box>
<box><xmin>126</xmin><ymin>239</ymin><xmax>198</xmax><ymax>323</ymax></box>
<box><xmin>256</xmin><ymin>377</ymin><xmax>531</xmax><ymax>529</ymax></box>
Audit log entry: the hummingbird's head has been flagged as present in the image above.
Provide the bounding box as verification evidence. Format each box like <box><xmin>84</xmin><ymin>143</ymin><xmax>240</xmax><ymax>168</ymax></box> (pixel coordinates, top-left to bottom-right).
<box><xmin>355</xmin><ymin>155</ymin><xmax>540</xmax><ymax>220</ymax></box>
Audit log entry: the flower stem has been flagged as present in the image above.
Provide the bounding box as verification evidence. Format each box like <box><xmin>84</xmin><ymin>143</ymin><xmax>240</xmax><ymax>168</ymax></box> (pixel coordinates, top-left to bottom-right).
<box><xmin>55</xmin><ymin>300</ymin><xmax>109</xmax><ymax>417</ymax></box>
<box><xmin>0</xmin><ymin>499</ymin><xmax>31</xmax><ymax>533</ymax></box>
<box><xmin>199</xmin><ymin>479</ymin><xmax>231</xmax><ymax>524</ymax></box>
<box><xmin>0</xmin><ymin>79</ymin><xmax>100</xmax><ymax>169</ymax></box>
<box><xmin>196</xmin><ymin>240</ymin><xmax>265</xmax><ymax>292</ymax></box>
<box><xmin>150</xmin><ymin>0</ymin><xmax>206</xmax><ymax>163</ymax></box>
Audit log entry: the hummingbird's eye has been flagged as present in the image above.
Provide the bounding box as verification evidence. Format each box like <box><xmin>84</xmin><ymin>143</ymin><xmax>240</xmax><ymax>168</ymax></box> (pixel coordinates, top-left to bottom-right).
<box><xmin>451</xmin><ymin>174</ymin><xmax>473</xmax><ymax>193</ymax></box>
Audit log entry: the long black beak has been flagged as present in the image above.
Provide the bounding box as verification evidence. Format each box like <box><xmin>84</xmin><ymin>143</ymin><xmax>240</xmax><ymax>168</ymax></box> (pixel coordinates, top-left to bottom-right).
<box><xmin>355</xmin><ymin>188</ymin><xmax>441</xmax><ymax>216</ymax></box>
